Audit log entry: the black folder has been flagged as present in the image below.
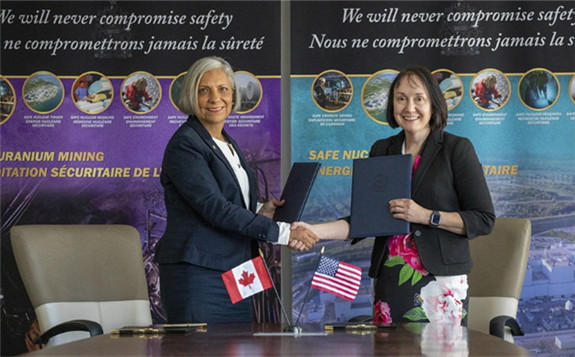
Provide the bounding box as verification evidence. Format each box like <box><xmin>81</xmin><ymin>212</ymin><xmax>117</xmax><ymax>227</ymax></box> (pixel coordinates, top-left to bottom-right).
<box><xmin>349</xmin><ymin>155</ymin><xmax>412</xmax><ymax>238</ymax></box>
<box><xmin>273</xmin><ymin>162</ymin><xmax>321</xmax><ymax>222</ymax></box>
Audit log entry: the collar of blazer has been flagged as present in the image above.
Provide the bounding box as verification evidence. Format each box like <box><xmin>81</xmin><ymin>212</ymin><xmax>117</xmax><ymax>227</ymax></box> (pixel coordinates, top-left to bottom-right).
<box><xmin>186</xmin><ymin>115</ymin><xmax>240</xmax><ymax>172</ymax></box>
<box><xmin>185</xmin><ymin>115</ymin><xmax>258</xmax><ymax>211</ymax></box>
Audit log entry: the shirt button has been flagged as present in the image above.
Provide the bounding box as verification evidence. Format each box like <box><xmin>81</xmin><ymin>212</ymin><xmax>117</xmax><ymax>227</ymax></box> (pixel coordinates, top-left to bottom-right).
<box><xmin>414</xmin><ymin>230</ymin><xmax>422</xmax><ymax>237</ymax></box>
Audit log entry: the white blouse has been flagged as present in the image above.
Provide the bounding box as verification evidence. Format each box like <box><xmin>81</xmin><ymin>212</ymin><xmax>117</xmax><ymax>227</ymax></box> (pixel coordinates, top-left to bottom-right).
<box><xmin>213</xmin><ymin>137</ymin><xmax>289</xmax><ymax>245</ymax></box>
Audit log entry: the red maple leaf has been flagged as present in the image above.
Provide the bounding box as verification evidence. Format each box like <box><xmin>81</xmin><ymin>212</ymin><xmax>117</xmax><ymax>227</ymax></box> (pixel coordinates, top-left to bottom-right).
<box><xmin>238</xmin><ymin>270</ymin><xmax>256</xmax><ymax>288</ymax></box>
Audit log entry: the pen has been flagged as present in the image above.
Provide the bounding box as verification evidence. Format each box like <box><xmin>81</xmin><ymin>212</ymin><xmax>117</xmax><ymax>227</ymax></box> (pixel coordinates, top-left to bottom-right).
<box><xmin>111</xmin><ymin>328</ymin><xmax>165</xmax><ymax>335</ymax></box>
<box><xmin>163</xmin><ymin>323</ymin><xmax>207</xmax><ymax>328</ymax></box>
<box><xmin>345</xmin><ymin>324</ymin><xmax>378</xmax><ymax>329</ymax></box>
<box><xmin>324</xmin><ymin>323</ymin><xmax>396</xmax><ymax>331</ymax></box>
<box><xmin>324</xmin><ymin>324</ymin><xmax>376</xmax><ymax>331</ymax></box>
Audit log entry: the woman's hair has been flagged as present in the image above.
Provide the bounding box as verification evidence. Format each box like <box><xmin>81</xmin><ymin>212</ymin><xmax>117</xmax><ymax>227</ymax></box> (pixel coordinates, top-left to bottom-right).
<box><xmin>385</xmin><ymin>66</ymin><xmax>448</xmax><ymax>130</ymax></box>
<box><xmin>177</xmin><ymin>56</ymin><xmax>241</xmax><ymax>116</ymax></box>
<box><xmin>133</xmin><ymin>78</ymin><xmax>148</xmax><ymax>91</ymax></box>
<box><xmin>482</xmin><ymin>74</ymin><xmax>497</xmax><ymax>87</ymax></box>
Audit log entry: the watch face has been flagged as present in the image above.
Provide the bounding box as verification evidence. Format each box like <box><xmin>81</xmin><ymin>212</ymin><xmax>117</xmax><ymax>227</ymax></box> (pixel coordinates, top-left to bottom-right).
<box><xmin>431</xmin><ymin>211</ymin><xmax>441</xmax><ymax>226</ymax></box>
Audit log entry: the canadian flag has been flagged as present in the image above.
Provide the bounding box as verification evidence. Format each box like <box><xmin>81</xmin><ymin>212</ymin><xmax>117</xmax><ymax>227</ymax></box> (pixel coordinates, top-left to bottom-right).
<box><xmin>221</xmin><ymin>256</ymin><xmax>273</xmax><ymax>304</ymax></box>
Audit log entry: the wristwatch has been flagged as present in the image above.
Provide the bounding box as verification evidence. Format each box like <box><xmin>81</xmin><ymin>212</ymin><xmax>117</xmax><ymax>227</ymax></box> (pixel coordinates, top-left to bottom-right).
<box><xmin>430</xmin><ymin>210</ymin><xmax>441</xmax><ymax>227</ymax></box>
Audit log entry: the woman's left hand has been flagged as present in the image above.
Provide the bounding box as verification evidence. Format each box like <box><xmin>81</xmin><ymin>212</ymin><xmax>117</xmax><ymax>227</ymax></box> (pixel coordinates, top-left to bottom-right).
<box><xmin>389</xmin><ymin>198</ymin><xmax>428</xmax><ymax>225</ymax></box>
<box><xmin>258</xmin><ymin>198</ymin><xmax>285</xmax><ymax>218</ymax></box>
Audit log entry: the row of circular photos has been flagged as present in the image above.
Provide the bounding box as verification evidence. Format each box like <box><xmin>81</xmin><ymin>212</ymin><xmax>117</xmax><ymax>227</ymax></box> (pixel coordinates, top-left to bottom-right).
<box><xmin>313</xmin><ymin>68</ymin><xmax>575</xmax><ymax>122</ymax></box>
<box><xmin>0</xmin><ymin>70</ymin><xmax>263</xmax><ymax>123</ymax></box>
<box><xmin>2</xmin><ymin>68</ymin><xmax>575</xmax><ymax>125</ymax></box>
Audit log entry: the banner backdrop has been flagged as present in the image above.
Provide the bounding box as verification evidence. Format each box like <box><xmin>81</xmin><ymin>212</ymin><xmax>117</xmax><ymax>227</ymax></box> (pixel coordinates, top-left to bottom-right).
<box><xmin>290</xmin><ymin>1</ymin><xmax>575</xmax><ymax>355</ymax></box>
<box><xmin>0</xmin><ymin>1</ymin><xmax>281</xmax><ymax>355</ymax></box>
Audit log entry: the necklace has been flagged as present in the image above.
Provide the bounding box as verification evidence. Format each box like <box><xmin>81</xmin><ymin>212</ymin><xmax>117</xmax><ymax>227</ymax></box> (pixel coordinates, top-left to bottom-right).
<box><xmin>214</xmin><ymin>136</ymin><xmax>240</xmax><ymax>168</ymax></box>
<box><xmin>217</xmin><ymin>136</ymin><xmax>235</xmax><ymax>156</ymax></box>
<box><xmin>227</xmin><ymin>142</ymin><xmax>236</xmax><ymax>157</ymax></box>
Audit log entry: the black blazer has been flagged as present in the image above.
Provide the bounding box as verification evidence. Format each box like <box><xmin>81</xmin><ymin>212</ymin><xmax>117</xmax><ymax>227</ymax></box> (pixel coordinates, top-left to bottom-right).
<box><xmin>368</xmin><ymin>130</ymin><xmax>495</xmax><ymax>277</ymax></box>
<box><xmin>155</xmin><ymin>116</ymin><xmax>279</xmax><ymax>271</ymax></box>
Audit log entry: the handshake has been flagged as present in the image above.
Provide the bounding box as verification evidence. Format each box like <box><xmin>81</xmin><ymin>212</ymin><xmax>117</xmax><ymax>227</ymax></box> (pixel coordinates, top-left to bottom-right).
<box><xmin>287</xmin><ymin>222</ymin><xmax>319</xmax><ymax>252</ymax></box>
<box><xmin>258</xmin><ymin>199</ymin><xmax>320</xmax><ymax>252</ymax></box>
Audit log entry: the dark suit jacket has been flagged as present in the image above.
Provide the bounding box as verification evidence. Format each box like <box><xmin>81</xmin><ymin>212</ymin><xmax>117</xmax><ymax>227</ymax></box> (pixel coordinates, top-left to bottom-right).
<box><xmin>155</xmin><ymin>116</ymin><xmax>279</xmax><ymax>271</ymax></box>
<box><xmin>368</xmin><ymin>130</ymin><xmax>495</xmax><ymax>277</ymax></box>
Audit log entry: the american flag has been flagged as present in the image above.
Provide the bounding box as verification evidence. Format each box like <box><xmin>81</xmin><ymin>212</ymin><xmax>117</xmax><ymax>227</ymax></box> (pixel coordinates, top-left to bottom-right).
<box><xmin>311</xmin><ymin>255</ymin><xmax>362</xmax><ymax>301</ymax></box>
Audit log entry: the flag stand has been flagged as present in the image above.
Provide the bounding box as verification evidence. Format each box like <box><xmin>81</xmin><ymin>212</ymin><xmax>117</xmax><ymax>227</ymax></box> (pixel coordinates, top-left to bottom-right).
<box><xmin>253</xmin><ymin>248</ymin><xmax>329</xmax><ymax>337</ymax></box>
<box><xmin>293</xmin><ymin>248</ymin><xmax>325</xmax><ymax>328</ymax></box>
<box><xmin>253</xmin><ymin>330</ymin><xmax>328</xmax><ymax>337</ymax></box>
<box><xmin>257</xmin><ymin>246</ymin><xmax>363</xmax><ymax>336</ymax></box>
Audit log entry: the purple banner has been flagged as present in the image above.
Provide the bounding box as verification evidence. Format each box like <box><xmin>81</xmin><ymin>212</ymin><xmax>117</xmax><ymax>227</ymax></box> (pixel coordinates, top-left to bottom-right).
<box><xmin>0</xmin><ymin>1</ymin><xmax>281</xmax><ymax>355</ymax></box>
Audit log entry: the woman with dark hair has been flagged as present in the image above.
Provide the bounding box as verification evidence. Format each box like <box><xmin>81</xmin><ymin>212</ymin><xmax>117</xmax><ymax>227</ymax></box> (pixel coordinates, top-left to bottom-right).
<box><xmin>295</xmin><ymin>66</ymin><xmax>495</xmax><ymax>325</ymax></box>
<box><xmin>156</xmin><ymin>56</ymin><xmax>318</xmax><ymax>323</ymax></box>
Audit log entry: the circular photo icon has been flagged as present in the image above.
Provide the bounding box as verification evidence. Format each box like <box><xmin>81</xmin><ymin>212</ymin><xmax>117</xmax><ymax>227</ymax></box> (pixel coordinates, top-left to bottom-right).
<box><xmin>72</xmin><ymin>72</ymin><xmax>113</xmax><ymax>114</ymax></box>
<box><xmin>518</xmin><ymin>68</ymin><xmax>560</xmax><ymax>111</ymax></box>
<box><xmin>121</xmin><ymin>72</ymin><xmax>161</xmax><ymax>113</ymax></box>
<box><xmin>432</xmin><ymin>69</ymin><xmax>464</xmax><ymax>111</ymax></box>
<box><xmin>312</xmin><ymin>70</ymin><xmax>353</xmax><ymax>112</ymax></box>
<box><xmin>361</xmin><ymin>69</ymin><xmax>398</xmax><ymax>124</ymax></box>
<box><xmin>170</xmin><ymin>72</ymin><xmax>186</xmax><ymax>110</ymax></box>
<box><xmin>235</xmin><ymin>71</ymin><xmax>262</xmax><ymax>114</ymax></box>
<box><xmin>570</xmin><ymin>75</ymin><xmax>575</xmax><ymax>105</ymax></box>
<box><xmin>470</xmin><ymin>69</ymin><xmax>511</xmax><ymax>111</ymax></box>
<box><xmin>23</xmin><ymin>71</ymin><xmax>64</xmax><ymax>114</ymax></box>
<box><xmin>0</xmin><ymin>76</ymin><xmax>16</xmax><ymax>125</ymax></box>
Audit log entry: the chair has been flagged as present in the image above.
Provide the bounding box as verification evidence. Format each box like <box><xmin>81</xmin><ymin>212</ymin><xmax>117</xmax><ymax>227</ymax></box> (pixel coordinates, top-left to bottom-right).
<box><xmin>467</xmin><ymin>217</ymin><xmax>531</xmax><ymax>342</ymax></box>
<box><xmin>10</xmin><ymin>224</ymin><xmax>153</xmax><ymax>347</ymax></box>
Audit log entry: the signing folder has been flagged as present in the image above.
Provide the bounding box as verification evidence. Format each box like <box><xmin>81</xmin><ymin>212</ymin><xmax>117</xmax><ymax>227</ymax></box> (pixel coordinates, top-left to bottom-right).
<box><xmin>273</xmin><ymin>162</ymin><xmax>321</xmax><ymax>222</ymax></box>
<box><xmin>349</xmin><ymin>154</ymin><xmax>412</xmax><ymax>238</ymax></box>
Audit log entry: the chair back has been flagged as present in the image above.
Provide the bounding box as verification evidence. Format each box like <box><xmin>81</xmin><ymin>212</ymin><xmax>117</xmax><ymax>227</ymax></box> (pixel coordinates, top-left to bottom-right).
<box><xmin>11</xmin><ymin>224</ymin><xmax>153</xmax><ymax>346</ymax></box>
<box><xmin>467</xmin><ymin>217</ymin><xmax>531</xmax><ymax>340</ymax></box>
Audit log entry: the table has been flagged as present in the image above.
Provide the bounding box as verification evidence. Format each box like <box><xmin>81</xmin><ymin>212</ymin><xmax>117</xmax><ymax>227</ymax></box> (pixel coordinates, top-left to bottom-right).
<box><xmin>23</xmin><ymin>323</ymin><xmax>529</xmax><ymax>356</ymax></box>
